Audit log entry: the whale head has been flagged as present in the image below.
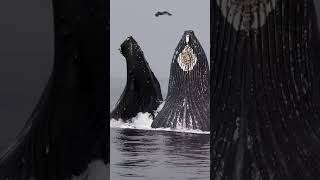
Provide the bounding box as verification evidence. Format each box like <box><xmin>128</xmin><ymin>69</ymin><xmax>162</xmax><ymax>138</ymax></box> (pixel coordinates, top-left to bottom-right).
<box><xmin>112</xmin><ymin>36</ymin><xmax>163</xmax><ymax>121</ymax></box>
<box><xmin>119</xmin><ymin>36</ymin><xmax>147</xmax><ymax>72</ymax></box>
<box><xmin>120</xmin><ymin>36</ymin><xmax>143</xmax><ymax>58</ymax></box>
<box><xmin>173</xmin><ymin>30</ymin><xmax>207</xmax><ymax>72</ymax></box>
<box><xmin>151</xmin><ymin>30</ymin><xmax>209</xmax><ymax>131</ymax></box>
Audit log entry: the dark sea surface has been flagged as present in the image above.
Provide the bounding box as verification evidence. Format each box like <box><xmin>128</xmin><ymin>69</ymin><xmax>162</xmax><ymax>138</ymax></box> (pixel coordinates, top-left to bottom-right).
<box><xmin>110</xmin><ymin>128</ymin><xmax>210</xmax><ymax>180</ymax></box>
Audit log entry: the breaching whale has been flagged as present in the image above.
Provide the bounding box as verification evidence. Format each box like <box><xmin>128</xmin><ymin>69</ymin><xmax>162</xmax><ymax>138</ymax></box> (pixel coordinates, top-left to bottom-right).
<box><xmin>110</xmin><ymin>36</ymin><xmax>163</xmax><ymax>122</ymax></box>
<box><xmin>211</xmin><ymin>0</ymin><xmax>320</xmax><ymax>179</ymax></box>
<box><xmin>0</xmin><ymin>0</ymin><xmax>109</xmax><ymax>179</ymax></box>
<box><xmin>151</xmin><ymin>31</ymin><xmax>210</xmax><ymax>131</ymax></box>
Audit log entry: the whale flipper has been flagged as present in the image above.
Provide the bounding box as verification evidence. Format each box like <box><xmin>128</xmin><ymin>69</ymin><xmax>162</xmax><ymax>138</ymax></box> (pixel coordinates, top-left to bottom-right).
<box><xmin>0</xmin><ymin>0</ymin><xmax>109</xmax><ymax>179</ymax></box>
<box><xmin>110</xmin><ymin>37</ymin><xmax>163</xmax><ymax>122</ymax></box>
<box><xmin>151</xmin><ymin>31</ymin><xmax>210</xmax><ymax>131</ymax></box>
<box><xmin>211</xmin><ymin>0</ymin><xmax>320</xmax><ymax>179</ymax></box>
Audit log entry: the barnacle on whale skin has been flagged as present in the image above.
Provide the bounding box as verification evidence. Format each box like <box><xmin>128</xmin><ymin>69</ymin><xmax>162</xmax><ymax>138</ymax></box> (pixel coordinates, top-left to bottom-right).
<box><xmin>177</xmin><ymin>45</ymin><xmax>198</xmax><ymax>72</ymax></box>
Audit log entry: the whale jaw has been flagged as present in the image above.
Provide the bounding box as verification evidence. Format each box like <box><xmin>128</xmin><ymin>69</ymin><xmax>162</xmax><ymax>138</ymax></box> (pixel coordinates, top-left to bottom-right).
<box><xmin>111</xmin><ymin>36</ymin><xmax>163</xmax><ymax>122</ymax></box>
<box><xmin>151</xmin><ymin>31</ymin><xmax>210</xmax><ymax>131</ymax></box>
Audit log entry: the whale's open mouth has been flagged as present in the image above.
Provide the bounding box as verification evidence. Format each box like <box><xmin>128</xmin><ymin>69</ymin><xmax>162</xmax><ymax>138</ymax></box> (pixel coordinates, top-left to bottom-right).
<box><xmin>216</xmin><ymin>0</ymin><xmax>278</xmax><ymax>31</ymax></box>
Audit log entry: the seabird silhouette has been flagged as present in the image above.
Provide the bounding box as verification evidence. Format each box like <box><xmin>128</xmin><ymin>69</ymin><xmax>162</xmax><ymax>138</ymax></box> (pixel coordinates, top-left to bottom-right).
<box><xmin>155</xmin><ymin>11</ymin><xmax>172</xmax><ymax>17</ymax></box>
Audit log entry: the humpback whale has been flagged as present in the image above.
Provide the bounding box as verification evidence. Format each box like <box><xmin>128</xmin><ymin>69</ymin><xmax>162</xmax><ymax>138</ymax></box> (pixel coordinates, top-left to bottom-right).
<box><xmin>151</xmin><ymin>31</ymin><xmax>210</xmax><ymax>131</ymax></box>
<box><xmin>0</xmin><ymin>0</ymin><xmax>109</xmax><ymax>179</ymax></box>
<box><xmin>211</xmin><ymin>0</ymin><xmax>320</xmax><ymax>179</ymax></box>
<box><xmin>110</xmin><ymin>36</ymin><xmax>163</xmax><ymax>122</ymax></box>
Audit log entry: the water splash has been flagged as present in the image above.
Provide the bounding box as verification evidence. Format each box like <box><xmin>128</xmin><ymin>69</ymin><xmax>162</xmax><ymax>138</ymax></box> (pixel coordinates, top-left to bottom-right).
<box><xmin>110</xmin><ymin>104</ymin><xmax>210</xmax><ymax>135</ymax></box>
<box><xmin>110</xmin><ymin>112</ymin><xmax>153</xmax><ymax>129</ymax></box>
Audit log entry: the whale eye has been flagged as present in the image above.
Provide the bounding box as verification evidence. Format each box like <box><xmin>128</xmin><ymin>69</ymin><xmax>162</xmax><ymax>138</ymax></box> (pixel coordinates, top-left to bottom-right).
<box><xmin>216</xmin><ymin>0</ymin><xmax>278</xmax><ymax>31</ymax></box>
<box><xmin>177</xmin><ymin>45</ymin><xmax>197</xmax><ymax>71</ymax></box>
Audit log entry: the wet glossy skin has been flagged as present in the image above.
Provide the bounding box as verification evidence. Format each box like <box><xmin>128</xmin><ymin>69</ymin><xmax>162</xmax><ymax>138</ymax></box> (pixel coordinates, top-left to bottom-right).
<box><xmin>111</xmin><ymin>36</ymin><xmax>163</xmax><ymax>122</ymax></box>
<box><xmin>211</xmin><ymin>0</ymin><xmax>320</xmax><ymax>179</ymax></box>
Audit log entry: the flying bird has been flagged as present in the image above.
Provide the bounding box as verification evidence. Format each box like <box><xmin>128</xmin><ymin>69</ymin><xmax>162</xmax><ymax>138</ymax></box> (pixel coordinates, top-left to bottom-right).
<box><xmin>155</xmin><ymin>11</ymin><xmax>172</xmax><ymax>17</ymax></box>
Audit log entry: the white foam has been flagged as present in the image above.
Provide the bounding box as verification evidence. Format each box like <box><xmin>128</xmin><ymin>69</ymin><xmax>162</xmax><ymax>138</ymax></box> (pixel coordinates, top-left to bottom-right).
<box><xmin>110</xmin><ymin>108</ymin><xmax>210</xmax><ymax>135</ymax></box>
<box><xmin>110</xmin><ymin>112</ymin><xmax>153</xmax><ymax>129</ymax></box>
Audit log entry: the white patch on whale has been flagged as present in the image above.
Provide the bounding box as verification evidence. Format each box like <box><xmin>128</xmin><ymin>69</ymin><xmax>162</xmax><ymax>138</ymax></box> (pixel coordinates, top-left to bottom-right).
<box><xmin>177</xmin><ymin>45</ymin><xmax>197</xmax><ymax>71</ymax></box>
<box><xmin>216</xmin><ymin>0</ymin><xmax>278</xmax><ymax>31</ymax></box>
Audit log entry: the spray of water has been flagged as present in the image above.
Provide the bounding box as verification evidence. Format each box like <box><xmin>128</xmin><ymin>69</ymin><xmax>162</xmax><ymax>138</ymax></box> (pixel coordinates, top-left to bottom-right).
<box><xmin>110</xmin><ymin>101</ymin><xmax>210</xmax><ymax>135</ymax></box>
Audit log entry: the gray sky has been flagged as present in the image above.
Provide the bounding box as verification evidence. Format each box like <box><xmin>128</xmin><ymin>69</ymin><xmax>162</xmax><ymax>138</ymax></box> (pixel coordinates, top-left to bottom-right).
<box><xmin>110</xmin><ymin>0</ymin><xmax>210</xmax><ymax>107</ymax></box>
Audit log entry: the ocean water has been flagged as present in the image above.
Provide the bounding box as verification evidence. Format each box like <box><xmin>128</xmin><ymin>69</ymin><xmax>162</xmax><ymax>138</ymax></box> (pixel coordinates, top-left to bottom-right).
<box><xmin>110</xmin><ymin>112</ymin><xmax>210</xmax><ymax>180</ymax></box>
<box><xmin>110</xmin><ymin>77</ymin><xmax>210</xmax><ymax>179</ymax></box>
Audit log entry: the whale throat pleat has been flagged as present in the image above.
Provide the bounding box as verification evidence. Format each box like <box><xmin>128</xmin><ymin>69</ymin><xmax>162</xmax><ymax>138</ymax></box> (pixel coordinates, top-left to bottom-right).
<box><xmin>211</xmin><ymin>0</ymin><xmax>320</xmax><ymax>179</ymax></box>
<box><xmin>151</xmin><ymin>31</ymin><xmax>210</xmax><ymax>131</ymax></box>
